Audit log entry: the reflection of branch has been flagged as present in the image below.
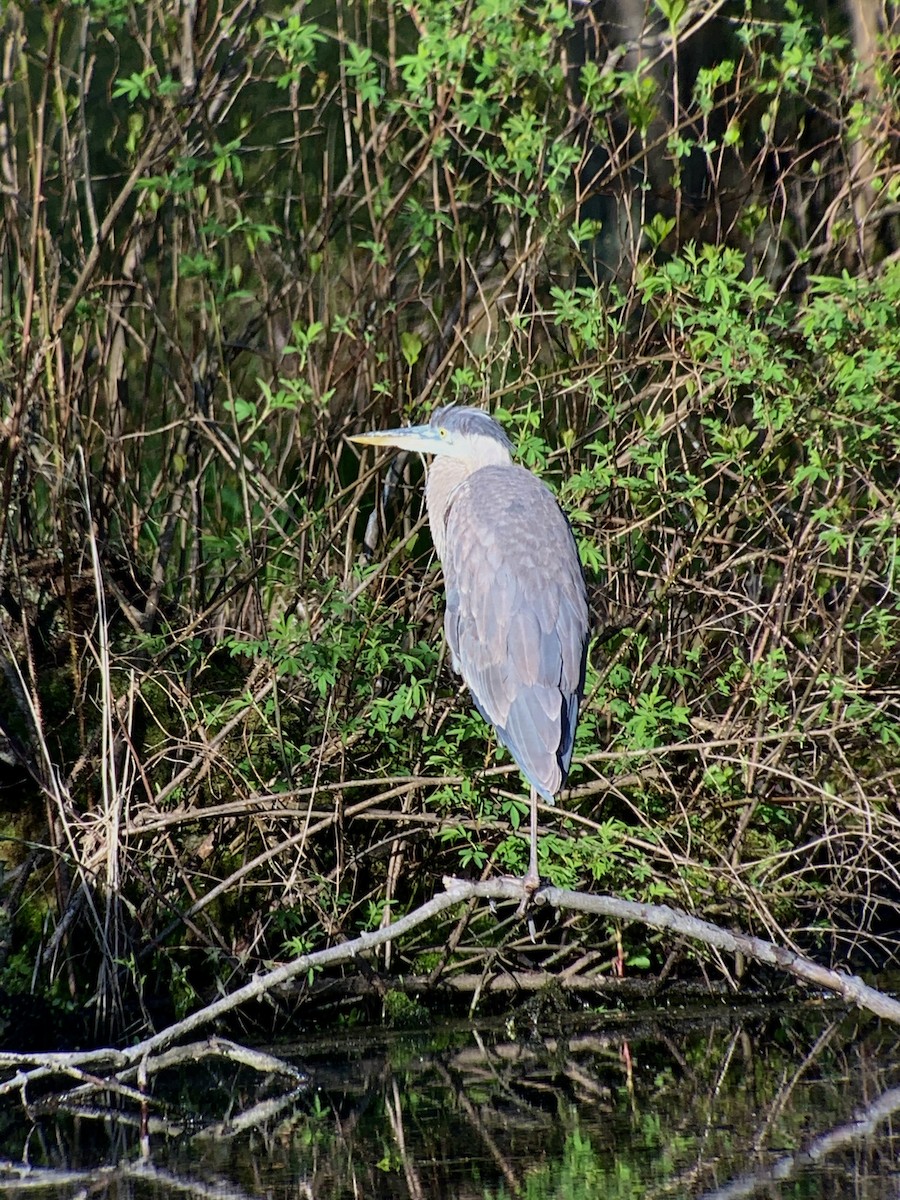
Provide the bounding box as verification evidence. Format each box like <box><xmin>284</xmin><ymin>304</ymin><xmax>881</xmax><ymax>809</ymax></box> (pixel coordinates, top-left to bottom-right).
<box><xmin>23</xmin><ymin>1039</ymin><xmax>307</xmax><ymax>1129</ymax></box>
<box><xmin>699</xmin><ymin>1084</ymin><xmax>900</xmax><ymax>1200</ymax></box>
<box><xmin>0</xmin><ymin>1036</ymin><xmax>304</xmax><ymax>1129</ymax></box>
<box><xmin>386</xmin><ymin>1077</ymin><xmax>426</xmax><ymax>1200</ymax></box>
<box><xmin>136</xmin><ymin>1038</ymin><xmax>305</xmax><ymax>1083</ymax></box>
<box><xmin>123</xmin><ymin>1161</ymin><xmax>269</xmax><ymax>1200</ymax></box>
<box><xmin>192</xmin><ymin>1085</ymin><xmax>309</xmax><ymax>1142</ymax></box>
<box><xmin>21</xmin><ymin>1082</ymin><xmax>307</xmax><ymax>1144</ymax></box>
<box><xmin>0</xmin><ymin>879</ymin><xmax>897</xmax><ymax>1101</ymax></box>
<box><xmin>0</xmin><ymin>1159</ymin><xmax>266</xmax><ymax>1200</ymax></box>
<box><xmin>434</xmin><ymin>1058</ymin><xmax>523</xmax><ymax>1197</ymax></box>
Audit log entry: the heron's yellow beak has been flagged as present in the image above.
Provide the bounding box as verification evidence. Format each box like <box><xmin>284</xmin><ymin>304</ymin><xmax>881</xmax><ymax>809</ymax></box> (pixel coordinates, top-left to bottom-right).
<box><xmin>348</xmin><ymin>423</ymin><xmax>443</xmax><ymax>455</ymax></box>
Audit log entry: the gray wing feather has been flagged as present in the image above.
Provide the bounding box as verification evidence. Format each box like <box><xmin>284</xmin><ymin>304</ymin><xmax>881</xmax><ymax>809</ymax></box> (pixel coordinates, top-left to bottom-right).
<box><xmin>442</xmin><ymin>464</ymin><xmax>589</xmax><ymax>802</ymax></box>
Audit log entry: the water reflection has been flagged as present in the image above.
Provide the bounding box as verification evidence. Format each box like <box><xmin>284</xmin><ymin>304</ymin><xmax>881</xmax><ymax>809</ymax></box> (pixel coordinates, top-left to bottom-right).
<box><xmin>0</xmin><ymin>1005</ymin><xmax>898</xmax><ymax>1199</ymax></box>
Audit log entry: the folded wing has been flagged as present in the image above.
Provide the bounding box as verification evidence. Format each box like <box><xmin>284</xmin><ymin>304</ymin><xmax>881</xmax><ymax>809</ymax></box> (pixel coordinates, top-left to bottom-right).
<box><xmin>442</xmin><ymin>464</ymin><xmax>589</xmax><ymax>802</ymax></box>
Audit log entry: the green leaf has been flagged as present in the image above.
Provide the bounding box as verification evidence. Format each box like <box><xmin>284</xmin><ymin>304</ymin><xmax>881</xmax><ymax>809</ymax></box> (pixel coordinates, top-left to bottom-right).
<box><xmin>400</xmin><ymin>331</ymin><xmax>422</xmax><ymax>367</ymax></box>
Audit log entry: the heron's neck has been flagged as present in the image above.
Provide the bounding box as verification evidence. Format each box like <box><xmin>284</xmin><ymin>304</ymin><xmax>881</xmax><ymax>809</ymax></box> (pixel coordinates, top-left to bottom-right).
<box><xmin>425</xmin><ymin>457</ymin><xmax>470</xmax><ymax>563</ymax></box>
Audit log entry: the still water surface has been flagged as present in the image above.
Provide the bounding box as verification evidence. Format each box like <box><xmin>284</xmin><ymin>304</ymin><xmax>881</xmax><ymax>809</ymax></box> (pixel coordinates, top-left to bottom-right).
<box><xmin>0</xmin><ymin>1003</ymin><xmax>898</xmax><ymax>1199</ymax></box>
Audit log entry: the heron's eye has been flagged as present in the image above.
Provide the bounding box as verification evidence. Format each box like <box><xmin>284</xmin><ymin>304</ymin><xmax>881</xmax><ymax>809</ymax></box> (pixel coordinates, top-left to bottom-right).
<box><xmin>439</xmin><ymin>428</ymin><xmax>447</xmax><ymax>438</ymax></box>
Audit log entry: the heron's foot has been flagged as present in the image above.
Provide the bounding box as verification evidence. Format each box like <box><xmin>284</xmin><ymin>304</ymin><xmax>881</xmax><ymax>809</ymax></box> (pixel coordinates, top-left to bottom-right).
<box><xmin>523</xmin><ymin>866</ymin><xmax>541</xmax><ymax>893</ymax></box>
<box><xmin>515</xmin><ymin>868</ymin><xmax>542</xmax><ymax>916</ymax></box>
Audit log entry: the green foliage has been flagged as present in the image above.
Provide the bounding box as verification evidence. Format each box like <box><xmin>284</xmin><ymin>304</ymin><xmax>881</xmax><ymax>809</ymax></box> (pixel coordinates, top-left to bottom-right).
<box><xmin>486</xmin><ymin>1127</ymin><xmax>636</xmax><ymax>1200</ymax></box>
<box><xmin>262</xmin><ymin>13</ymin><xmax>325</xmax><ymax>86</ymax></box>
<box><xmin>383</xmin><ymin>989</ymin><xmax>430</xmax><ymax>1027</ymax></box>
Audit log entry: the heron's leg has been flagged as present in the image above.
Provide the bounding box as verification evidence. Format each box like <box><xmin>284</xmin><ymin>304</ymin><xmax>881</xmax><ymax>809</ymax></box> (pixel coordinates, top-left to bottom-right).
<box><xmin>523</xmin><ymin>785</ymin><xmax>541</xmax><ymax>892</ymax></box>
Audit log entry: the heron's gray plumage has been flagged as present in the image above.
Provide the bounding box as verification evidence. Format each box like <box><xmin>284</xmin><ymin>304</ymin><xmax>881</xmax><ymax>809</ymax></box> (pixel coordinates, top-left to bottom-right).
<box><xmin>350</xmin><ymin>404</ymin><xmax>590</xmax><ymax>890</ymax></box>
<box><xmin>441</xmin><ymin>463</ymin><xmax>587</xmax><ymax>802</ymax></box>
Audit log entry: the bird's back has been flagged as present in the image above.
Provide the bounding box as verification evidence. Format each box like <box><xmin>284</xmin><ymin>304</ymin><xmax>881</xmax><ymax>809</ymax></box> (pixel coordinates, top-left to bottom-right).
<box><xmin>440</xmin><ymin>464</ymin><xmax>589</xmax><ymax>801</ymax></box>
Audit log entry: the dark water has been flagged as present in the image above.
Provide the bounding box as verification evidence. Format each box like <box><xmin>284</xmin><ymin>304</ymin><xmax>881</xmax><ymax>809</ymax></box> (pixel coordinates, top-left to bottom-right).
<box><xmin>0</xmin><ymin>1004</ymin><xmax>898</xmax><ymax>1199</ymax></box>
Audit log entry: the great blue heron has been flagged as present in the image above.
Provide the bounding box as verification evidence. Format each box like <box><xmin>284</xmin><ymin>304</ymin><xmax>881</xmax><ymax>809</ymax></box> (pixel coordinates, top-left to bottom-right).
<box><xmin>351</xmin><ymin>406</ymin><xmax>589</xmax><ymax>892</ymax></box>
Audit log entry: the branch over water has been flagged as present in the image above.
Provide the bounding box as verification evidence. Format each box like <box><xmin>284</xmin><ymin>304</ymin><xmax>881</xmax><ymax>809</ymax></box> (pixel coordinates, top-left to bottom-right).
<box><xmin>0</xmin><ymin>878</ymin><xmax>897</xmax><ymax>1093</ymax></box>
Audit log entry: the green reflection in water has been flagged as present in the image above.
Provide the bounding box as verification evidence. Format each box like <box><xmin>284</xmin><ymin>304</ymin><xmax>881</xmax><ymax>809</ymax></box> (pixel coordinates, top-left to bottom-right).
<box><xmin>0</xmin><ymin>1006</ymin><xmax>898</xmax><ymax>1200</ymax></box>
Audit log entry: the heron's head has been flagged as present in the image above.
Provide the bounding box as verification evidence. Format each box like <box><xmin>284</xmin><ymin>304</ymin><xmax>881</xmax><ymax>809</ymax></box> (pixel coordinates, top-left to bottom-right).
<box><xmin>349</xmin><ymin>405</ymin><xmax>513</xmax><ymax>468</ymax></box>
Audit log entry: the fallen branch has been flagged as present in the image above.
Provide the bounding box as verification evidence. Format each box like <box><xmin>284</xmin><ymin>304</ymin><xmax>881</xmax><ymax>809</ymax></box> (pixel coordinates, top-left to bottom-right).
<box><xmin>699</xmin><ymin>1083</ymin><xmax>900</xmax><ymax>1199</ymax></box>
<box><xmin>516</xmin><ymin>881</ymin><xmax>900</xmax><ymax>1023</ymax></box>
<box><xmin>305</xmin><ymin>969</ymin><xmax>731</xmax><ymax>1000</ymax></box>
<box><xmin>0</xmin><ymin>1159</ymin><xmax>267</xmax><ymax>1200</ymax></box>
<box><xmin>0</xmin><ymin>878</ymin><xmax>896</xmax><ymax>1099</ymax></box>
